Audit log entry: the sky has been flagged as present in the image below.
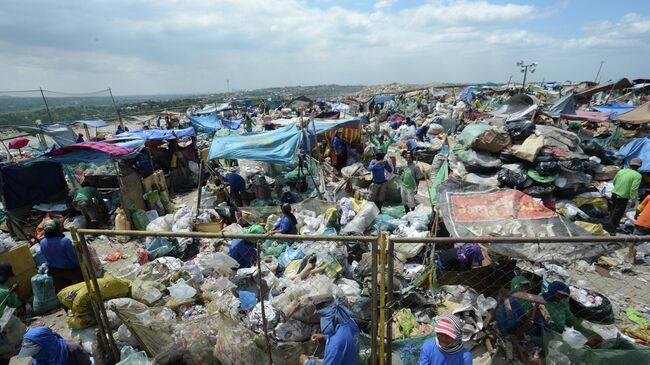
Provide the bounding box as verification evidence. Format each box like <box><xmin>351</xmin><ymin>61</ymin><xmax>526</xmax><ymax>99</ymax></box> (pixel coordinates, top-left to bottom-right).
<box><xmin>0</xmin><ymin>0</ymin><xmax>649</xmax><ymax>95</ymax></box>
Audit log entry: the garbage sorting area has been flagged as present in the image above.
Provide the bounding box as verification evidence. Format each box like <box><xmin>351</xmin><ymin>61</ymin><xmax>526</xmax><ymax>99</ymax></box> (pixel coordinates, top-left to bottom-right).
<box><xmin>2</xmin><ymin>79</ymin><xmax>650</xmax><ymax>364</ymax></box>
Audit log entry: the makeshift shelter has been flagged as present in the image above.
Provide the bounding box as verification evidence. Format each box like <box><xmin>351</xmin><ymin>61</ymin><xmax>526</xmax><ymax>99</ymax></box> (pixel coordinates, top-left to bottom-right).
<box><xmin>74</xmin><ymin>119</ymin><xmax>108</xmax><ymax>140</ymax></box>
<box><xmin>547</xmin><ymin>92</ymin><xmax>578</xmax><ymax>117</ymax></box>
<box><xmin>615</xmin><ymin>136</ymin><xmax>650</xmax><ymax>172</ymax></box>
<box><xmin>185</xmin><ymin>112</ymin><xmax>243</xmax><ymax>134</ymax></box>
<box><xmin>615</xmin><ymin>101</ymin><xmax>650</xmax><ymax>124</ymax></box>
<box><xmin>208</xmin><ymin>123</ymin><xmax>302</xmax><ymax>164</ymax></box>
<box><xmin>308</xmin><ymin>117</ymin><xmax>362</xmax><ymax>145</ymax></box>
<box><xmin>490</xmin><ymin>94</ymin><xmax>539</xmax><ymax>121</ymax></box>
<box><xmin>575</xmin><ymin>78</ymin><xmax>633</xmax><ymax>99</ymax></box>
<box><xmin>593</xmin><ymin>102</ymin><xmax>635</xmax><ymax>116</ymax></box>
<box><xmin>287</xmin><ymin>96</ymin><xmax>313</xmax><ymax>110</ymax></box>
<box><xmin>562</xmin><ymin>110</ymin><xmax>614</xmax><ymax>123</ymax></box>
<box><xmin>0</xmin><ymin>162</ymin><xmax>68</xmax><ymax>212</ymax></box>
<box><xmin>16</xmin><ymin>123</ymin><xmax>77</xmax><ymax>147</ymax></box>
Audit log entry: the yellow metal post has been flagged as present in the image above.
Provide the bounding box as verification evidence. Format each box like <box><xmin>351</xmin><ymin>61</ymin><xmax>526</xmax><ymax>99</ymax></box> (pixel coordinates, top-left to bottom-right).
<box><xmin>379</xmin><ymin>232</ymin><xmax>387</xmax><ymax>365</ymax></box>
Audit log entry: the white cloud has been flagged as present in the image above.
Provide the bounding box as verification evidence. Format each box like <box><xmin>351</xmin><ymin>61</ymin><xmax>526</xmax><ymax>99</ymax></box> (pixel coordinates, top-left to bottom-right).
<box><xmin>0</xmin><ymin>0</ymin><xmax>647</xmax><ymax>94</ymax></box>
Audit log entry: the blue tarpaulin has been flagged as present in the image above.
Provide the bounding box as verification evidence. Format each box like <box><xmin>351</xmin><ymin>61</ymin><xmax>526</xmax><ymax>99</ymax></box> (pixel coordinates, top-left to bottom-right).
<box><xmin>116</xmin><ymin>127</ymin><xmax>196</xmax><ymax>141</ymax></box>
<box><xmin>594</xmin><ymin>102</ymin><xmax>635</xmax><ymax>116</ymax></box>
<box><xmin>74</xmin><ymin>119</ymin><xmax>108</xmax><ymax>128</ymax></box>
<box><xmin>186</xmin><ymin>112</ymin><xmax>243</xmax><ymax>134</ymax></box>
<box><xmin>208</xmin><ymin>124</ymin><xmax>301</xmax><ymax>164</ymax></box>
<box><xmin>371</xmin><ymin>96</ymin><xmax>394</xmax><ymax>104</ymax></box>
<box><xmin>308</xmin><ymin>118</ymin><xmax>361</xmax><ymax>135</ymax></box>
<box><xmin>615</xmin><ymin>137</ymin><xmax>650</xmax><ymax>173</ymax></box>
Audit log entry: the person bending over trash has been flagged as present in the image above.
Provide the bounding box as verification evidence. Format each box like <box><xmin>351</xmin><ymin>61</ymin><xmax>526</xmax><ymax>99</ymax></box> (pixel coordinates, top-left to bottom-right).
<box><xmin>39</xmin><ymin>220</ymin><xmax>84</xmax><ymax>293</ymax></box>
<box><xmin>273</xmin><ymin>203</ymin><xmax>298</xmax><ymax>234</ymax></box>
<box><xmin>17</xmin><ymin>326</ymin><xmax>91</xmax><ymax>365</ymax></box>
<box><xmin>368</xmin><ymin>152</ymin><xmax>393</xmax><ymax>212</ymax></box>
<box><xmin>227</xmin><ymin>225</ymin><xmax>264</xmax><ymax>269</ymax></box>
<box><xmin>299</xmin><ymin>300</ymin><xmax>359</xmax><ymax>365</ymax></box>
<box><xmin>418</xmin><ymin>315</ymin><xmax>472</xmax><ymax>365</ymax></box>
<box><xmin>535</xmin><ymin>281</ymin><xmax>602</xmax><ymax>349</ymax></box>
<box><xmin>609</xmin><ymin>157</ymin><xmax>642</xmax><ymax>230</ymax></box>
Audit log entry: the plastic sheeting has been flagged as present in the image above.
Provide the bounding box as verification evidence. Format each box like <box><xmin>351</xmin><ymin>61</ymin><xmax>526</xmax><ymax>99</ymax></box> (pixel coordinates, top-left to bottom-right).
<box><xmin>186</xmin><ymin>112</ymin><xmax>243</xmax><ymax>134</ymax></box>
<box><xmin>208</xmin><ymin>123</ymin><xmax>302</xmax><ymax>164</ymax></box>
<box><xmin>593</xmin><ymin>102</ymin><xmax>635</xmax><ymax>116</ymax></box>
<box><xmin>436</xmin><ymin>180</ymin><xmax>610</xmax><ymax>263</ymax></box>
<box><xmin>614</xmin><ymin>137</ymin><xmax>650</xmax><ymax>173</ymax></box>
<box><xmin>74</xmin><ymin>119</ymin><xmax>108</xmax><ymax>128</ymax></box>
<box><xmin>116</xmin><ymin>127</ymin><xmax>196</xmax><ymax>141</ymax></box>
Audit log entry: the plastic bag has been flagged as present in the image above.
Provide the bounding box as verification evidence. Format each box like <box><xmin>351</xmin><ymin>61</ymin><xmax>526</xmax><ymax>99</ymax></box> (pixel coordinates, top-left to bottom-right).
<box><xmin>146</xmin><ymin>215</ymin><xmax>173</xmax><ymax>233</ymax></box>
<box><xmin>63</xmin><ymin>215</ymin><xmax>87</xmax><ymax>230</ymax></box>
<box><xmin>146</xmin><ymin>237</ymin><xmax>174</xmax><ymax>259</ymax></box>
<box><xmin>129</xmin><ymin>206</ymin><xmax>150</xmax><ymax>231</ymax></box>
<box><xmin>213</xmin><ymin>315</ymin><xmax>270</xmax><ymax>365</ymax></box>
<box><xmin>31</xmin><ymin>264</ymin><xmax>60</xmax><ymax>315</ymax></box>
<box><xmin>505</xmin><ymin>120</ymin><xmax>535</xmax><ymax>141</ymax></box>
<box><xmin>405</xmin><ymin>205</ymin><xmax>432</xmax><ymax>231</ymax></box>
<box><xmin>562</xmin><ymin>327</ymin><xmax>587</xmax><ymax>349</ymax></box>
<box><xmin>131</xmin><ymin>280</ymin><xmax>165</xmax><ymax>306</ymax></box>
<box><xmin>194</xmin><ymin>252</ymin><xmax>239</xmax><ymax>276</ymax></box>
<box><xmin>341</xmin><ymin>201</ymin><xmax>379</xmax><ymax>235</ymax></box>
<box><xmin>144</xmin><ymin>190</ymin><xmax>165</xmax><ymax>217</ymax></box>
<box><xmin>497</xmin><ymin>168</ymin><xmax>529</xmax><ymax>188</ymax></box>
<box><xmin>116</xmin><ymin>350</ymin><xmax>152</xmax><ymax>365</ymax></box>
<box><xmin>278</xmin><ymin>247</ymin><xmax>305</xmax><ymax>269</ymax></box>
<box><xmin>471</xmin><ymin>127</ymin><xmax>511</xmax><ymax>153</ymax></box>
<box><xmin>273</xmin><ymin>319</ymin><xmax>315</xmax><ymax>342</ymax></box>
<box><xmin>172</xmin><ymin>316</ymin><xmax>221</xmax><ymax>365</ymax></box>
<box><xmin>169</xmin><ymin>279</ymin><xmax>197</xmax><ymax>300</ymax></box>
<box><xmin>272</xmin><ymin>274</ymin><xmax>345</xmax><ymax>323</ymax></box>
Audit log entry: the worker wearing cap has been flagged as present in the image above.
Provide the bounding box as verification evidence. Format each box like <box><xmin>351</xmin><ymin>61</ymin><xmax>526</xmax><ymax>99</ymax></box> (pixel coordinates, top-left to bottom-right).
<box><xmin>0</xmin><ymin>263</ymin><xmax>25</xmax><ymax>365</ymax></box>
<box><xmin>280</xmin><ymin>186</ymin><xmax>299</xmax><ymax>205</ymax></box>
<box><xmin>610</xmin><ymin>157</ymin><xmax>643</xmax><ymax>229</ymax></box>
<box><xmin>39</xmin><ymin>220</ymin><xmax>83</xmax><ymax>293</ymax></box>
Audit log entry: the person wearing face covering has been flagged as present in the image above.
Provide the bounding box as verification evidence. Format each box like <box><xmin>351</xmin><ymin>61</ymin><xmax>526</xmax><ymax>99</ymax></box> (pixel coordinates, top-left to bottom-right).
<box><xmin>496</xmin><ymin>276</ymin><xmax>534</xmax><ymax>335</ymax></box>
<box><xmin>16</xmin><ymin>326</ymin><xmax>90</xmax><ymax>365</ymax></box>
<box><xmin>418</xmin><ymin>315</ymin><xmax>472</xmax><ymax>365</ymax></box>
<box><xmin>536</xmin><ymin>281</ymin><xmax>603</xmax><ymax>348</ymax></box>
<box><xmin>298</xmin><ymin>300</ymin><xmax>359</xmax><ymax>365</ymax></box>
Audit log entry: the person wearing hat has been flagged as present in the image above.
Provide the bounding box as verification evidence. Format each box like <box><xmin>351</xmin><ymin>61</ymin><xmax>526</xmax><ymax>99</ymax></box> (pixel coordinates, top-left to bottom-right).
<box><xmin>0</xmin><ymin>263</ymin><xmax>25</xmax><ymax>365</ymax></box>
<box><xmin>273</xmin><ymin>203</ymin><xmax>298</xmax><ymax>235</ymax></box>
<box><xmin>16</xmin><ymin>326</ymin><xmax>90</xmax><ymax>365</ymax></box>
<box><xmin>280</xmin><ymin>186</ymin><xmax>299</xmax><ymax>205</ymax></box>
<box><xmin>299</xmin><ymin>300</ymin><xmax>359</xmax><ymax>365</ymax></box>
<box><xmin>418</xmin><ymin>315</ymin><xmax>472</xmax><ymax>365</ymax></box>
<box><xmin>610</xmin><ymin>157</ymin><xmax>643</xmax><ymax>230</ymax></box>
<box><xmin>228</xmin><ymin>225</ymin><xmax>264</xmax><ymax>269</ymax></box>
<box><xmin>39</xmin><ymin>220</ymin><xmax>83</xmax><ymax>293</ymax></box>
<box><xmin>368</xmin><ymin>151</ymin><xmax>393</xmax><ymax>212</ymax></box>
<box><xmin>536</xmin><ymin>281</ymin><xmax>602</xmax><ymax>349</ymax></box>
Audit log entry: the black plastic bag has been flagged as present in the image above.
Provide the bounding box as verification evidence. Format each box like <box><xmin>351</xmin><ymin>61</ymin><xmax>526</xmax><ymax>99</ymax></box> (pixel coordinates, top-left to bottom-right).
<box><xmin>523</xmin><ymin>184</ymin><xmax>555</xmax><ymax>197</ymax></box>
<box><xmin>497</xmin><ymin>168</ymin><xmax>529</xmax><ymax>188</ymax></box>
<box><xmin>505</xmin><ymin>120</ymin><xmax>536</xmax><ymax>141</ymax></box>
<box><xmin>569</xmin><ymin>288</ymin><xmax>615</xmax><ymax>324</ymax></box>
<box><xmin>536</xmin><ymin>161</ymin><xmax>560</xmax><ymax>176</ymax></box>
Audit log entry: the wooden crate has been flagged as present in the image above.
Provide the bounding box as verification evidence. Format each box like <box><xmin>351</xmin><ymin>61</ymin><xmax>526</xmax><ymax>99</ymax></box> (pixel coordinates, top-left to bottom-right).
<box><xmin>0</xmin><ymin>243</ymin><xmax>36</xmax><ymax>277</ymax></box>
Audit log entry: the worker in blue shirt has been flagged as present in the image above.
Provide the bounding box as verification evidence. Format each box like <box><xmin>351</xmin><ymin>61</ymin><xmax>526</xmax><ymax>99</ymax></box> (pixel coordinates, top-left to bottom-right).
<box><xmin>299</xmin><ymin>300</ymin><xmax>359</xmax><ymax>365</ymax></box>
<box><xmin>368</xmin><ymin>152</ymin><xmax>393</xmax><ymax>212</ymax></box>
<box><xmin>39</xmin><ymin>220</ymin><xmax>84</xmax><ymax>293</ymax></box>
<box><xmin>331</xmin><ymin>130</ymin><xmax>347</xmax><ymax>171</ymax></box>
<box><xmin>228</xmin><ymin>225</ymin><xmax>264</xmax><ymax>268</ymax></box>
<box><xmin>418</xmin><ymin>315</ymin><xmax>472</xmax><ymax>365</ymax></box>
<box><xmin>273</xmin><ymin>203</ymin><xmax>298</xmax><ymax>234</ymax></box>
<box><xmin>280</xmin><ymin>186</ymin><xmax>299</xmax><ymax>204</ymax></box>
<box><xmin>222</xmin><ymin>168</ymin><xmax>246</xmax><ymax>206</ymax></box>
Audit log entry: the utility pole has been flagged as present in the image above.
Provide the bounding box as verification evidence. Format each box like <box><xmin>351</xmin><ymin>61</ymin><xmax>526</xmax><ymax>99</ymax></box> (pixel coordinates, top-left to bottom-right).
<box><xmin>39</xmin><ymin>87</ymin><xmax>54</xmax><ymax>124</ymax></box>
<box><xmin>109</xmin><ymin>88</ymin><xmax>124</xmax><ymax>128</ymax></box>
<box><xmin>516</xmin><ymin>61</ymin><xmax>538</xmax><ymax>92</ymax></box>
<box><xmin>594</xmin><ymin>61</ymin><xmax>605</xmax><ymax>83</ymax></box>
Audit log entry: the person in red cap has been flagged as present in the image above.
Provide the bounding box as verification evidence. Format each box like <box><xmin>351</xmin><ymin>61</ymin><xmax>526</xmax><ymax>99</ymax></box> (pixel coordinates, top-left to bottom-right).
<box><xmin>418</xmin><ymin>315</ymin><xmax>471</xmax><ymax>365</ymax></box>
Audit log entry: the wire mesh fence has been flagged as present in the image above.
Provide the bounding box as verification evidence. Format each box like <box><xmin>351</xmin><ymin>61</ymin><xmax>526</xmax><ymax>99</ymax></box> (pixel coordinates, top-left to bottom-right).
<box><xmin>70</xmin><ymin>228</ymin><xmax>650</xmax><ymax>365</ymax></box>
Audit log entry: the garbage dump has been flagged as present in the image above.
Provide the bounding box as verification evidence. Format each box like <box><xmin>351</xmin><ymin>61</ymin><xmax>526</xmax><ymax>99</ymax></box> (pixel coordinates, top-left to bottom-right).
<box><xmin>1</xmin><ymin>78</ymin><xmax>650</xmax><ymax>365</ymax></box>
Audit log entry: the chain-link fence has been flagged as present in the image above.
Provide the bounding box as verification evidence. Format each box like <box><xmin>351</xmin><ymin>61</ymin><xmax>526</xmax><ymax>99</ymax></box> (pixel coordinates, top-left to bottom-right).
<box><xmin>70</xmin><ymin>228</ymin><xmax>650</xmax><ymax>365</ymax></box>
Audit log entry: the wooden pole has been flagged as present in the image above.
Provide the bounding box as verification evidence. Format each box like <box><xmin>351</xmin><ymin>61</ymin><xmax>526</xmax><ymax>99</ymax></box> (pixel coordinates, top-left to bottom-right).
<box><xmin>256</xmin><ymin>240</ymin><xmax>274</xmax><ymax>365</ymax></box>
<box><xmin>39</xmin><ymin>87</ymin><xmax>54</xmax><ymax>124</ymax></box>
<box><xmin>109</xmin><ymin>88</ymin><xmax>124</xmax><ymax>128</ymax></box>
<box><xmin>370</xmin><ymin>236</ymin><xmax>378</xmax><ymax>365</ymax></box>
<box><xmin>195</xmin><ymin>160</ymin><xmax>204</xmax><ymax>218</ymax></box>
<box><xmin>386</xmin><ymin>235</ymin><xmax>394</xmax><ymax>364</ymax></box>
<box><xmin>379</xmin><ymin>233</ymin><xmax>387</xmax><ymax>365</ymax></box>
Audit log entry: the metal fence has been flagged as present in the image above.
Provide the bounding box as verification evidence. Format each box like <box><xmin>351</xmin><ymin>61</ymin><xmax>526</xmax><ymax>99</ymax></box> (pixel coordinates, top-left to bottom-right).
<box><xmin>69</xmin><ymin>228</ymin><xmax>650</xmax><ymax>365</ymax></box>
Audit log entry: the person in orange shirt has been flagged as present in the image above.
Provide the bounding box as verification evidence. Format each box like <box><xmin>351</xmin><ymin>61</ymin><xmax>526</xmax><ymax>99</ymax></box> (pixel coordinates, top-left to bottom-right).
<box><xmin>632</xmin><ymin>193</ymin><xmax>650</xmax><ymax>264</ymax></box>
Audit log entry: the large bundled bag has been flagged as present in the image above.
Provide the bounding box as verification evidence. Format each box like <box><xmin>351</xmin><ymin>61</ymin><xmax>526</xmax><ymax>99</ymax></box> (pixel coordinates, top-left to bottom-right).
<box><xmin>58</xmin><ymin>277</ymin><xmax>131</xmax><ymax>314</ymax></box>
<box><xmin>213</xmin><ymin>315</ymin><xmax>270</xmax><ymax>365</ymax></box>
<box><xmin>513</xmin><ymin>134</ymin><xmax>544</xmax><ymax>162</ymax></box>
<box><xmin>31</xmin><ymin>264</ymin><xmax>60</xmax><ymax>315</ymax></box>
<box><xmin>131</xmin><ymin>280</ymin><xmax>165</xmax><ymax>306</ymax></box>
<box><xmin>457</xmin><ymin>123</ymin><xmax>491</xmax><ymax>147</ymax></box>
<box><xmin>272</xmin><ymin>274</ymin><xmax>345</xmax><ymax>323</ymax></box>
<box><xmin>471</xmin><ymin>127</ymin><xmax>511</xmax><ymax>153</ymax></box>
<box><xmin>172</xmin><ymin>315</ymin><xmax>221</xmax><ymax>365</ymax></box>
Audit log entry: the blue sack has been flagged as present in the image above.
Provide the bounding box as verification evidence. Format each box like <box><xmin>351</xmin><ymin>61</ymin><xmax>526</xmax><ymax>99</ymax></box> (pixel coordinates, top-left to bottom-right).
<box><xmin>239</xmin><ymin>290</ymin><xmax>257</xmax><ymax>312</ymax></box>
<box><xmin>147</xmin><ymin>237</ymin><xmax>174</xmax><ymax>259</ymax></box>
<box><xmin>31</xmin><ymin>264</ymin><xmax>60</xmax><ymax>315</ymax></box>
<box><xmin>278</xmin><ymin>247</ymin><xmax>305</xmax><ymax>269</ymax></box>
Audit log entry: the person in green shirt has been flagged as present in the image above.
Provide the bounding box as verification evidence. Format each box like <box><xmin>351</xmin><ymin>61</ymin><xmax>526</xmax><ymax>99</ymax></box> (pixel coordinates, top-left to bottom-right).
<box><xmin>73</xmin><ymin>186</ymin><xmax>106</xmax><ymax>228</ymax></box>
<box><xmin>537</xmin><ymin>281</ymin><xmax>603</xmax><ymax>349</ymax></box>
<box><xmin>610</xmin><ymin>157</ymin><xmax>643</xmax><ymax>229</ymax></box>
<box><xmin>399</xmin><ymin>152</ymin><xmax>423</xmax><ymax>213</ymax></box>
<box><xmin>369</xmin><ymin>134</ymin><xmax>393</xmax><ymax>154</ymax></box>
<box><xmin>244</xmin><ymin>113</ymin><xmax>256</xmax><ymax>132</ymax></box>
<box><xmin>0</xmin><ymin>262</ymin><xmax>26</xmax><ymax>365</ymax></box>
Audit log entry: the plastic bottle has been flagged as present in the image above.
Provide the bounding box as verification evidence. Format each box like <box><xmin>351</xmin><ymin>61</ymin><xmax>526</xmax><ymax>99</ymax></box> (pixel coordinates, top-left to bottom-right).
<box><xmin>115</xmin><ymin>208</ymin><xmax>131</xmax><ymax>243</ymax></box>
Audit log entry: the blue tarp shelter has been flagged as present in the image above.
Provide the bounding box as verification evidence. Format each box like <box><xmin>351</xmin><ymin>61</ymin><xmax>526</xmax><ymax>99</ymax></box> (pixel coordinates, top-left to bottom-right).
<box><xmin>116</xmin><ymin>127</ymin><xmax>196</xmax><ymax>141</ymax></box>
<box><xmin>208</xmin><ymin>124</ymin><xmax>301</xmax><ymax>164</ymax></box>
<box><xmin>615</xmin><ymin>137</ymin><xmax>650</xmax><ymax>173</ymax></box>
<box><xmin>307</xmin><ymin>118</ymin><xmax>361</xmax><ymax>135</ymax></box>
<box><xmin>371</xmin><ymin>96</ymin><xmax>394</xmax><ymax>104</ymax></box>
<box><xmin>186</xmin><ymin>112</ymin><xmax>243</xmax><ymax>134</ymax></box>
<box><xmin>594</xmin><ymin>102</ymin><xmax>635</xmax><ymax>116</ymax></box>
